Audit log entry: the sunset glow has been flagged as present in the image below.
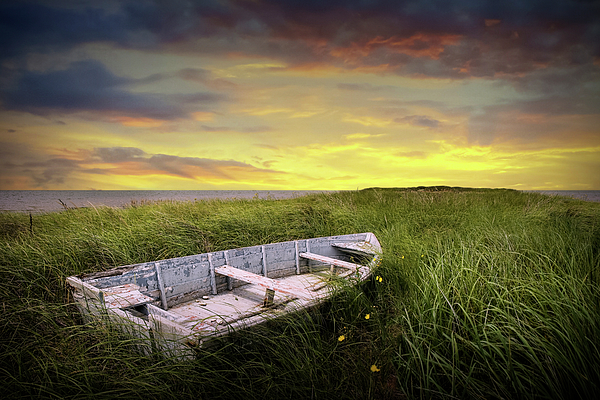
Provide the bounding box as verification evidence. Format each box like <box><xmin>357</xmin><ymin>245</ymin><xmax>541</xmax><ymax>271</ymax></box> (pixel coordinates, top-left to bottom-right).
<box><xmin>1</xmin><ymin>1</ymin><xmax>599</xmax><ymax>190</ymax></box>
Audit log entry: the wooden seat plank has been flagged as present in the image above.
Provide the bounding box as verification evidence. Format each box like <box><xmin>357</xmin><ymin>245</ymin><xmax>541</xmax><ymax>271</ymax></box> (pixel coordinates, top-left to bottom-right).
<box><xmin>332</xmin><ymin>241</ymin><xmax>377</xmax><ymax>255</ymax></box>
<box><xmin>214</xmin><ymin>266</ymin><xmax>314</xmax><ymax>300</ymax></box>
<box><xmin>299</xmin><ymin>252</ymin><xmax>364</xmax><ymax>270</ymax></box>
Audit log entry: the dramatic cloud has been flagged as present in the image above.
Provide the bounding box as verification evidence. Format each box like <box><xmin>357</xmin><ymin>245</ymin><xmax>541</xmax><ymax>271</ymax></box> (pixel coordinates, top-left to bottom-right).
<box><xmin>0</xmin><ymin>60</ymin><xmax>225</xmax><ymax>119</ymax></box>
<box><xmin>0</xmin><ymin>2</ymin><xmax>129</xmax><ymax>61</ymax></box>
<box><xmin>0</xmin><ymin>145</ymin><xmax>283</xmax><ymax>188</ymax></box>
<box><xmin>155</xmin><ymin>0</ymin><xmax>599</xmax><ymax>81</ymax></box>
<box><xmin>147</xmin><ymin>154</ymin><xmax>246</xmax><ymax>180</ymax></box>
<box><xmin>3</xmin><ymin>1</ymin><xmax>598</xmax><ymax>80</ymax></box>
<box><xmin>0</xmin><ymin>0</ymin><xmax>598</xmax><ymax>190</ymax></box>
<box><xmin>89</xmin><ymin>147</ymin><xmax>283</xmax><ymax>182</ymax></box>
<box><xmin>2</xmin><ymin>1</ymin><xmax>599</xmax><ymax>114</ymax></box>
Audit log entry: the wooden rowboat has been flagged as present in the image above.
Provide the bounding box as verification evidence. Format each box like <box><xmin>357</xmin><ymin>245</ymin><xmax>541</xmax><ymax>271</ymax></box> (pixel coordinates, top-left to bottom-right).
<box><xmin>67</xmin><ymin>232</ymin><xmax>381</xmax><ymax>358</ymax></box>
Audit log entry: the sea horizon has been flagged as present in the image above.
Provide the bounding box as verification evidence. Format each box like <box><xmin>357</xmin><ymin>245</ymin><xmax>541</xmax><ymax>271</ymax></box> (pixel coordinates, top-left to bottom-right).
<box><xmin>0</xmin><ymin>190</ymin><xmax>334</xmax><ymax>213</ymax></box>
<box><xmin>1</xmin><ymin>189</ymin><xmax>599</xmax><ymax>213</ymax></box>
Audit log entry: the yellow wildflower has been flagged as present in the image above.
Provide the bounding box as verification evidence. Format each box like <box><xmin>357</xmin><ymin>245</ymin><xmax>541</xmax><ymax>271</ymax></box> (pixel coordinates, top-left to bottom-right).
<box><xmin>378</xmin><ymin>276</ymin><xmax>383</xmax><ymax>282</ymax></box>
<box><xmin>338</xmin><ymin>335</ymin><xmax>345</xmax><ymax>342</ymax></box>
<box><xmin>401</xmin><ymin>255</ymin><xmax>404</xmax><ymax>259</ymax></box>
<box><xmin>365</xmin><ymin>313</ymin><xmax>370</xmax><ymax>320</ymax></box>
<box><xmin>370</xmin><ymin>364</ymin><xmax>380</xmax><ymax>372</ymax></box>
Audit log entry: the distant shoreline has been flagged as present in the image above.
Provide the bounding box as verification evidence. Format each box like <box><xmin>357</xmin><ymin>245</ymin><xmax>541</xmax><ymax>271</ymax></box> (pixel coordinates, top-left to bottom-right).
<box><xmin>0</xmin><ymin>190</ymin><xmax>333</xmax><ymax>213</ymax></box>
<box><xmin>1</xmin><ymin>188</ymin><xmax>599</xmax><ymax>213</ymax></box>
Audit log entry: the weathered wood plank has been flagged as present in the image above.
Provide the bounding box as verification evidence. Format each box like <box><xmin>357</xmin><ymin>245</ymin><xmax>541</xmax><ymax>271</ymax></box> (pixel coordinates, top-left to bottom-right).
<box><xmin>295</xmin><ymin>241</ymin><xmax>300</xmax><ymax>275</ymax></box>
<box><xmin>154</xmin><ymin>262</ymin><xmax>169</xmax><ymax>310</ymax></box>
<box><xmin>333</xmin><ymin>241</ymin><xmax>378</xmax><ymax>255</ymax></box>
<box><xmin>145</xmin><ymin>303</ymin><xmax>188</xmax><ymax>323</ymax></box>
<box><xmin>224</xmin><ymin>250</ymin><xmax>233</xmax><ymax>290</ymax></box>
<box><xmin>215</xmin><ymin>265</ymin><xmax>314</xmax><ymax>300</ymax></box>
<box><xmin>148</xmin><ymin>313</ymin><xmax>195</xmax><ymax>342</ymax></box>
<box><xmin>103</xmin><ymin>284</ymin><xmax>154</xmax><ymax>309</ymax></box>
<box><xmin>208</xmin><ymin>253</ymin><xmax>217</xmax><ymax>295</ymax></box>
<box><xmin>299</xmin><ymin>252</ymin><xmax>364</xmax><ymax>270</ymax></box>
<box><xmin>67</xmin><ymin>276</ymin><xmax>105</xmax><ymax>303</ymax></box>
<box><xmin>261</xmin><ymin>245</ymin><xmax>267</xmax><ymax>277</ymax></box>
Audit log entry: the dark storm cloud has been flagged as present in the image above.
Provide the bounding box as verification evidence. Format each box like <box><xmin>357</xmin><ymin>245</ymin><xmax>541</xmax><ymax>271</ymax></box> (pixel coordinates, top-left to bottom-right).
<box><xmin>121</xmin><ymin>0</ymin><xmax>232</xmax><ymax>41</ymax></box>
<box><xmin>201</xmin><ymin>0</ymin><xmax>600</xmax><ymax>78</ymax></box>
<box><xmin>1</xmin><ymin>60</ymin><xmax>225</xmax><ymax>119</ymax></box>
<box><xmin>0</xmin><ymin>2</ymin><xmax>130</xmax><ymax>61</ymax></box>
<box><xmin>4</xmin><ymin>1</ymin><xmax>599</xmax><ymax>76</ymax></box>
<box><xmin>1</xmin><ymin>0</ymin><xmax>599</xmax><ymax>122</ymax></box>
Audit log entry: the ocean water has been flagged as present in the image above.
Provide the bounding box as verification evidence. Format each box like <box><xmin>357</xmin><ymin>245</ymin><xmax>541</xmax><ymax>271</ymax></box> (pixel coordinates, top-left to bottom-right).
<box><xmin>0</xmin><ymin>190</ymin><xmax>331</xmax><ymax>213</ymax></box>
<box><xmin>526</xmin><ymin>190</ymin><xmax>600</xmax><ymax>203</ymax></box>
<box><xmin>1</xmin><ymin>189</ymin><xmax>598</xmax><ymax>213</ymax></box>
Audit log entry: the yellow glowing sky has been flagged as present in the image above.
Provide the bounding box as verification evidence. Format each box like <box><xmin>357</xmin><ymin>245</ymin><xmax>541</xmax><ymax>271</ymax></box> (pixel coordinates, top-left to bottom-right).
<box><xmin>1</xmin><ymin>1</ymin><xmax>599</xmax><ymax>190</ymax></box>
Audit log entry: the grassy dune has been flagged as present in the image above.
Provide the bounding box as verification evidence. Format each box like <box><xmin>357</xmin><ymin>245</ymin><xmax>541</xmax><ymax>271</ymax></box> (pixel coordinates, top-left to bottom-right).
<box><xmin>1</xmin><ymin>188</ymin><xmax>599</xmax><ymax>399</ymax></box>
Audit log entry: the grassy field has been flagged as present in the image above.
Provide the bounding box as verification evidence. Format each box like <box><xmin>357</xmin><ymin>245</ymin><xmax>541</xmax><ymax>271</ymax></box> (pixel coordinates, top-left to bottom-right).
<box><xmin>1</xmin><ymin>187</ymin><xmax>599</xmax><ymax>399</ymax></box>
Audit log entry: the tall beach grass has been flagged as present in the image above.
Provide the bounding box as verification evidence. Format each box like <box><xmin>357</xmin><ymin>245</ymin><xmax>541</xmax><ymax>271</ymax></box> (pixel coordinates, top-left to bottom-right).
<box><xmin>1</xmin><ymin>188</ymin><xmax>599</xmax><ymax>399</ymax></box>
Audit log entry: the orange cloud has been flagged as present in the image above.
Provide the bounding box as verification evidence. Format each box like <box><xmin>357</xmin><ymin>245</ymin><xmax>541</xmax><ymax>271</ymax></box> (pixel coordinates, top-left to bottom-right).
<box><xmin>354</xmin><ymin>64</ymin><xmax>394</xmax><ymax>74</ymax></box>
<box><xmin>330</xmin><ymin>33</ymin><xmax>462</xmax><ymax>65</ymax></box>
<box><xmin>87</xmin><ymin>152</ymin><xmax>285</xmax><ymax>183</ymax></box>
<box><xmin>94</xmin><ymin>161</ymin><xmax>166</xmax><ymax>176</ymax></box>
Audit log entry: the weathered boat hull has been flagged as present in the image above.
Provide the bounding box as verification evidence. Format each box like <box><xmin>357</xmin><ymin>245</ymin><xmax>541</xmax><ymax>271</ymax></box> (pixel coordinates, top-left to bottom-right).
<box><xmin>67</xmin><ymin>232</ymin><xmax>381</xmax><ymax>358</ymax></box>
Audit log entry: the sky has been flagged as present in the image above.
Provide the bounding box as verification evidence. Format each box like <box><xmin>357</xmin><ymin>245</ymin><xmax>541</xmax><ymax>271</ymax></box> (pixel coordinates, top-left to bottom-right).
<box><xmin>1</xmin><ymin>0</ymin><xmax>599</xmax><ymax>190</ymax></box>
